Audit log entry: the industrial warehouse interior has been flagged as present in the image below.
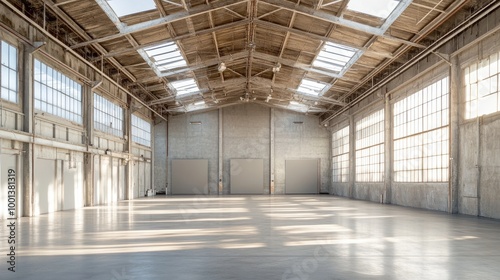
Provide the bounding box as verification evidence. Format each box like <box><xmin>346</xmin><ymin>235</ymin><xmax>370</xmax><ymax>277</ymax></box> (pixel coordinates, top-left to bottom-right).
<box><xmin>1</xmin><ymin>0</ymin><xmax>500</xmax><ymax>279</ymax></box>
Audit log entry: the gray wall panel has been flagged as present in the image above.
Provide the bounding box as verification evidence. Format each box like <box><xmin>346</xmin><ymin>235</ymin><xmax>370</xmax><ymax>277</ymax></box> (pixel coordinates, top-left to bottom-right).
<box><xmin>172</xmin><ymin>159</ymin><xmax>208</xmax><ymax>195</ymax></box>
<box><xmin>230</xmin><ymin>159</ymin><xmax>264</xmax><ymax>194</ymax></box>
<box><xmin>285</xmin><ymin>159</ymin><xmax>319</xmax><ymax>194</ymax></box>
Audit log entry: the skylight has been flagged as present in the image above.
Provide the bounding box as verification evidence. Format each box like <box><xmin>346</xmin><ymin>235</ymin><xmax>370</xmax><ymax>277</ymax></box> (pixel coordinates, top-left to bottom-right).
<box><xmin>347</xmin><ymin>0</ymin><xmax>400</xmax><ymax>19</ymax></box>
<box><xmin>170</xmin><ymin>79</ymin><xmax>200</xmax><ymax>96</ymax></box>
<box><xmin>107</xmin><ymin>0</ymin><xmax>156</xmax><ymax>17</ymax></box>
<box><xmin>288</xmin><ymin>101</ymin><xmax>309</xmax><ymax>112</ymax></box>
<box><xmin>144</xmin><ymin>42</ymin><xmax>187</xmax><ymax>72</ymax></box>
<box><xmin>187</xmin><ymin>101</ymin><xmax>207</xmax><ymax>111</ymax></box>
<box><xmin>297</xmin><ymin>79</ymin><xmax>327</xmax><ymax>96</ymax></box>
<box><xmin>313</xmin><ymin>42</ymin><xmax>358</xmax><ymax>73</ymax></box>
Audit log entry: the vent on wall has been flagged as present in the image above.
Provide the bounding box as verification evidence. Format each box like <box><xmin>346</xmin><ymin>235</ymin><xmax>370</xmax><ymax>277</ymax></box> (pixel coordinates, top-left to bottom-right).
<box><xmin>190</xmin><ymin>121</ymin><xmax>202</xmax><ymax>125</ymax></box>
<box><xmin>293</xmin><ymin>121</ymin><xmax>304</xmax><ymax>124</ymax></box>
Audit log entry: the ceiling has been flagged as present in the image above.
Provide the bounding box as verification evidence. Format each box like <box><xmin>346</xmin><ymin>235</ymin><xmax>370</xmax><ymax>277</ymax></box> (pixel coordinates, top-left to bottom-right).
<box><xmin>10</xmin><ymin>0</ymin><xmax>490</xmax><ymax>121</ymax></box>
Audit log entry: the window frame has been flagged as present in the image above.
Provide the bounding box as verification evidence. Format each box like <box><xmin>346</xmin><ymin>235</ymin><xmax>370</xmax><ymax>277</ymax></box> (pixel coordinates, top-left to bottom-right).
<box><xmin>93</xmin><ymin>92</ymin><xmax>125</xmax><ymax>138</ymax></box>
<box><xmin>33</xmin><ymin>58</ymin><xmax>83</xmax><ymax>124</ymax></box>
<box><xmin>131</xmin><ymin>114</ymin><xmax>152</xmax><ymax>147</ymax></box>
<box><xmin>393</xmin><ymin>76</ymin><xmax>450</xmax><ymax>183</ymax></box>
<box><xmin>332</xmin><ymin>125</ymin><xmax>350</xmax><ymax>183</ymax></box>
<box><xmin>0</xmin><ymin>40</ymin><xmax>18</xmax><ymax>104</ymax></box>
<box><xmin>464</xmin><ymin>52</ymin><xmax>500</xmax><ymax>119</ymax></box>
<box><xmin>355</xmin><ymin>108</ymin><xmax>385</xmax><ymax>183</ymax></box>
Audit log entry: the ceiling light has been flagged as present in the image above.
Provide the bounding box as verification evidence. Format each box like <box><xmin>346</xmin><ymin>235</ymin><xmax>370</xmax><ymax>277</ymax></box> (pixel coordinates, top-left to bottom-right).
<box><xmin>193</xmin><ymin>101</ymin><xmax>205</xmax><ymax>106</ymax></box>
<box><xmin>218</xmin><ymin>62</ymin><xmax>226</xmax><ymax>72</ymax></box>
<box><xmin>272</xmin><ymin>63</ymin><xmax>281</xmax><ymax>73</ymax></box>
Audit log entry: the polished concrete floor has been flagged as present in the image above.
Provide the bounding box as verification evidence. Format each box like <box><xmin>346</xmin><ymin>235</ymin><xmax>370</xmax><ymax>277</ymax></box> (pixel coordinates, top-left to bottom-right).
<box><xmin>1</xmin><ymin>195</ymin><xmax>500</xmax><ymax>280</ymax></box>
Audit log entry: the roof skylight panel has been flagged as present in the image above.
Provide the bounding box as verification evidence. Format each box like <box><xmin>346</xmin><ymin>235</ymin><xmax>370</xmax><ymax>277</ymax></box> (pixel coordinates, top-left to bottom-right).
<box><xmin>144</xmin><ymin>42</ymin><xmax>187</xmax><ymax>71</ymax></box>
<box><xmin>170</xmin><ymin>79</ymin><xmax>200</xmax><ymax>96</ymax></box>
<box><xmin>107</xmin><ymin>0</ymin><xmax>156</xmax><ymax>17</ymax></box>
<box><xmin>288</xmin><ymin>101</ymin><xmax>309</xmax><ymax>112</ymax></box>
<box><xmin>313</xmin><ymin>42</ymin><xmax>358</xmax><ymax>73</ymax></box>
<box><xmin>297</xmin><ymin>79</ymin><xmax>327</xmax><ymax>96</ymax></box>
<box><xmin>347</xmin><ymin>0</ymin><xmax>400</xmax><ymax>19</ymax></box>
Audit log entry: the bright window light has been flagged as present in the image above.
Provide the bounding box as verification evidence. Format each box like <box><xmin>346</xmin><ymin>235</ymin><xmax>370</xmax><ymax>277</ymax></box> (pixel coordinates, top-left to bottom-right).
<box><xmin>297</xmin><ymin>79</ymin><xmax>327</xmax><ymax>96</ymax></box>
<box><xmin>34</xmin><ymin>59</ymin><xmax>82</xmax><ymax>124</ymax></box>
<box><xmin>171</xmin><ymin>78</ymin><xmax>200</xmax><ymax>96</ymax></box>
<box><xmin>393</xmin><ymin>77</ymin><xmax>450</xmax><ymax>182</ymax></box>
<box><xmin>144</xmin><ymin>42</ymin><xmax>187</xmax><ymax>72</ymax></box>
<box><xmin>131</xmin><ymin>114</ymin><xmax>151</xmax><ymax>147</ymax></box>
<box><xmin>355</xmin><ymin>109</ymin><xmax>384</xmax><ymax>182</ymax></box>
<box><xmin>465</xmin><ymin>51</ymin><xmax>500</xmax><ymax>119</ymax></box>
<box><xmin>0</xmin><ymin>40</ymin><xmax>18</xmax><ymax>103</ymax></box>
<box><xmin>107</xmin><ymin>0</ymin><xmax>156</xmax><ymax>17</ymax></box>
<box><xmin>313</xmin><ymin>42</ymin><xmax>358</xmax><ymax>73</ymax></box>
<box><xmin>332</xmin><ymin>126</ymin><xmax>350</xmax><ymax>183</ymax></box>
<box><xmin>94</xmin><ymin>93</ymin><xmax>124</xmax><ymax>138</ymax></box>
<box><xmin>347</xmin><ymin>0</ymin><xmax>400</xmax><ymax>19</ymax></box>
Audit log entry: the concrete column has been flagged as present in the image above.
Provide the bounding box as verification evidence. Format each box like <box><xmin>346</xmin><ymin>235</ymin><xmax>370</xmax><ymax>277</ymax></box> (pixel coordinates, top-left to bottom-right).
<box><xmin>218</xmin><ymin>108</ymin><xmax>223</xmax><ymax>194</ymax></box>
<box><xmin>348</xmin><ymin>114</ymin><xmax>355</xmax><ymax>198</ymax></box>
<box><xmin>449</xmin><ymin>56</ymin><xmax>460</xmax><ymax>213</ymax></box>
<box><xmin>328</xmin><ymin>127</ymin><xmax>333</xmax><ymax>195</ymax></box>
<box><xmin>125</xmin><ymin>99</ymin><xmax>133</xmax><ymax>199</ymax></box>
<box><xmin>384</xmin><ymin>94</ymin><xmax>393</xmax><ymax>204</ymax></box>
<box><xmin>270</xmin><ymin>108</ymin><xmax>275</xmax><ymax>194</ymax></box>
<box><xmin>84</xmin><ymin>80</ymin><xmax>94</xmax><ymax>206</ymax></box>
<box><xmin>153</xmin><ymin>120</ymin><xmax>168</xmax><ymax>194</ymax></box>
<box><xmin>151</xmin><ymin>120</ymin><xmax>155</xmax><ymax>194</ymax></box>
<box><xmin>21</xmin><ymin>44</ymin><xmax>34</xmax><ymax>217</ymax></box>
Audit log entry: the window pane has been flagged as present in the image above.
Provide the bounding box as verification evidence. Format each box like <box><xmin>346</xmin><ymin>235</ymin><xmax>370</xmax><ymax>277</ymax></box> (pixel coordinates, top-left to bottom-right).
<box><xmin>33</xmin><ymin>59</ymin><xmax>82</xmax><ymax>123</ymax></box>
<box><xmin>0</xmin><ymin>41</ymin><xmax>18</xmax><ymax>103</ymax></box>
<box><xmin>131</xmin><ymin>114</ymin><xmax>151</xmax><ymax>147</ymax></box>
<box><xmin>355</xmin><ymin>109</ymin><xmax>384</xmax><ymax>182</ymax></box>
<box><xmin>393</xmin><ymin>77</ymin><xmax>449</xmax><ymax>182</ymax></box>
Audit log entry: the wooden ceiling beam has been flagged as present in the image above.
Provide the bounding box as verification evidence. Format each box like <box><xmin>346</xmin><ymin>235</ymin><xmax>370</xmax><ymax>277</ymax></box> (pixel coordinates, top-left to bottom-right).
<box><xmin>70</xmin><ymin>0</ymin><xmax>248</xmax><ymax>49</ymax></box>
<box><xmin>261</xmin><ymin>0</ymin><xmax>426</xmax><ymax>49</ymax></box>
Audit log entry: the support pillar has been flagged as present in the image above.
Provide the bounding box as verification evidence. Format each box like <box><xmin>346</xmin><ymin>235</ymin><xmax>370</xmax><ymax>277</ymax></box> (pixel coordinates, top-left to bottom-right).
<box><xmin>449</xmin><ymin>56</ymin><xmax>460</xmax><ymax>213</ymax></box>
<box><xmin>348</xmin><ymin>114</ymin><xmax>355</xmax><ymax>198</ymax></box>
<box><xmin>384</xmin><ymin>94</ymin><xmax>393</xmax><ymax>204</ymax></box>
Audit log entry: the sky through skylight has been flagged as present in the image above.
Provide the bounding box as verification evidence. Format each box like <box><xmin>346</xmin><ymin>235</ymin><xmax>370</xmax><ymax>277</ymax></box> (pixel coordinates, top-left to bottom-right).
<box><xmin>347</xmin><ymin>0</ymin><xmax>400</xmax><ymax>19</ymax></box>
<box><xmin>107</xmin><ymin>0</ymin><xmax>156</xmax><ymax>17</ymax></box>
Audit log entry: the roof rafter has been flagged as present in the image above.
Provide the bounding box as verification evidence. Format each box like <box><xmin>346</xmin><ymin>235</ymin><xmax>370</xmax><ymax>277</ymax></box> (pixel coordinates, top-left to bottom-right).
<box><xmin>70</xmin><ymin>0</ymin><xmax>248</xmax><ymax>49</ymax></box>
<box><xmin>255</xmin><ymin>19</ymin><xmax>394</xmax><ymax>59</ymax></box>
<box><xmin>103</xmin><ymin>19</ymin><xmax>250</xmax><ymax>58</ymax></box>
<box><xmin>261</xmin><ymin>0</ymin><xmax>426</xmax><ymax>49</ymax></box>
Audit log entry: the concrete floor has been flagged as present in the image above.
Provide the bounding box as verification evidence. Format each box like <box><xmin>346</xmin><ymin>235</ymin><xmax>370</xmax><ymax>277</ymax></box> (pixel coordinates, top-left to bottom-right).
<box><xmin>1</xmin><ymin>196</ymin><xmax>500</xmax><ymax>280</ymax></box>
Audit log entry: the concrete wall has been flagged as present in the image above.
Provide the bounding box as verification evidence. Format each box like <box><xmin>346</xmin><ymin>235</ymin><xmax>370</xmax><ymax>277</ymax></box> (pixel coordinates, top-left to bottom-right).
<box><xmin>458</xmin><ymin>114</ymin><xmax>500</xmax><ymax>219</ymax></box>
<box><xmin>223</xmin><ymin>104</ymin><xmax>270</xmax><ymax>194</ymax></box>
<box><xmin>0</xmin><ymin>3</ymin><xmax>154</xmax><ymax>217</ymax></box>
<box><xmin>274</xmin><ymin>109</ymin><xmax>330</xmax><ymax>194</ymax></box>
<box><xmin>168</xmin><ymin>110</ymin><xmax>219</xmax><ymax>194</ymax></box>
<box><xmin>327</xmin><ymin>4</ymin><xmax>500</xmax><ymax>218</ymax></box>
<box><xmin>166</xmin><ymin>103</ymin><xmax>330</xmax><ymax>195</ymax></box>
<box><xmin>154</xmin><ymin>121</ymin><xmax>168</xmax><ymax>193</ymax></box>
<box><xmin>456</xmin><ymin>28</ymin><xmax>500</xmax><ymax>219</ymax></box>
